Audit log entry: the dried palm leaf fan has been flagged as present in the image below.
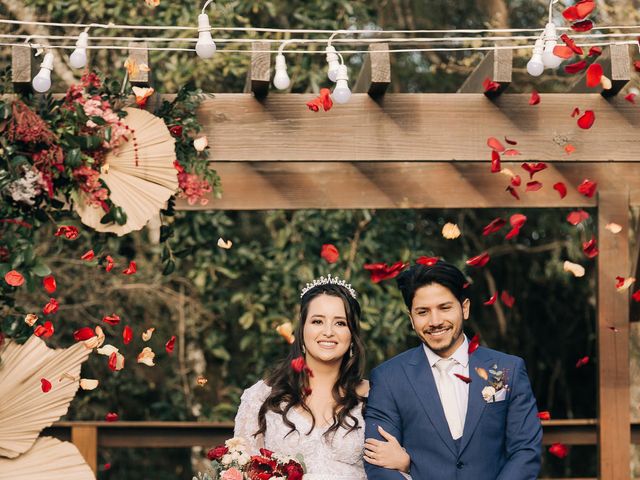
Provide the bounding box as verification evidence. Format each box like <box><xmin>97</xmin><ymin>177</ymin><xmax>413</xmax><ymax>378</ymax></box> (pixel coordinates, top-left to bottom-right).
<box><xmin>0</xmin><ymin>437</ymin><xmax>95</xmax><ymax>480</ymax></box>
<box><xmin>0</xmin><ymin>336</ymin><xmax>90</xmax><ymax>458</ymax></box>
<box><xmin>75</xmin><ymin>107</ymin><xmax>178</xmax><ymax>236</ymax></box>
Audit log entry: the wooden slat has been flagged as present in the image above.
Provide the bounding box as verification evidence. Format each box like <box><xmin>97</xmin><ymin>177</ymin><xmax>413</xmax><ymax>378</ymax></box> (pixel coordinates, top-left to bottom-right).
<box><xmin>71</xmin><ymin>425</ymin><xmax>98</xmax><ymax>474</ymax></box>
<box><xmin>597</xmin><ymin>189</ymin><xmax>631</xmax><ymax>479</ymax></box>
<box><xmin>177</xmin><ymin>162</ymin><xmax>640</xmax><ymax>210</ymax></box>
<box><xmin>196</xmin><ymin>93</ymin><xmax>640</xmax><ymax>162</ymax></box>
<box><xmin>128</xmin><ymin>41</ymin><xmax>150</xmax><ymax>87</ymax></box>
<box><xmin>457</xmin><ymin>48</ymin><xmax>512</xmax><ymax>97</ymax></box>
<box><xmin>11</xmin><ymin>45</ymin><xmax>34</xmax><ymax>93</ymax></box>
<box><xmin>569</xmin><ymin>45</ymin><xmax>631</xmax><ymax>97</ymax></box>
<box><xmin>353</xmin><ymin>43</ymin><xmax>391</xmax><ymax>97</ymax></box>
<box><xmin>245</xmin><ymin>41</ymin><xmax>271</xmax><ymax>99</ymax></box>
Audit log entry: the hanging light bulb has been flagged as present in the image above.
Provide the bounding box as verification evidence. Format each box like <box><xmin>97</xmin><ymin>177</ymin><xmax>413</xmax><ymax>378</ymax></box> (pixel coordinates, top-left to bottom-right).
<box><xmin>541</xmin><ymin>22</ymin><xmax>563</xmax><ymax>69</ymax></box>
<box><xmin>196</xmin><ymin>14</ymin><xmax>216</xmax><ymax>58</ymax></box>
<box><xmin>69</xmin><ymin>31</ymin><xmax>89</xmax><ymax>69</ymax></box>
<box><xmin>32</xmin><ymin>52</ymin><xmax>54</xmax><ymax>93</ymax></box>
<box><xmin>526</xmin><ymin>37</ymin><xmax>545</xmax><ymax>77</ymax></box>
<box><xmin>325</xmin><ymin>45</ymin><xmax>340</xmax><ymax>82</ymax></box>
<box><xmin>332</xmin><ymin>64</ymin><xmax>351</xmax><ymax>104</ymax></box>
<box><xmin>273</xmin><ymin>53</ymin><xmax>290</xmax><ymax>90</ymax></box>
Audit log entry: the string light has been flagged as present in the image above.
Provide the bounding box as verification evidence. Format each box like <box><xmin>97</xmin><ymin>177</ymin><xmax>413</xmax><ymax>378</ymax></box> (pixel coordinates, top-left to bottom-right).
<box><xmin>273</xmin><ymin>41</ymin><xmax>291</xmax><ymax>90</ymax></box>
<box><xmin>32</xmin><ymin>52</ymin><xmax>54</xmax><ymax>93</ymax></box>
<box><xmin>195</xmin><ymin>0</ymin><xmax>216</xmax><ymax>59</ymax></box>
<box><xmin>332</xmin><ymin>62</ymin><xmax>351</xmax><ymax>104</ymax></box>
<box><xmin>527</xmin><ymin>37</ymin><xmax>545</xmax><ymax>76</ymax></box>
<box><xmin>541</xmin><ymin>0</ymin><xmax>564</xmax><ymax>69</ymax></box>
<box><xmin>69</xmin><ymin>30</ymin><xmax>89</xmax><ymax>69</ymax></box>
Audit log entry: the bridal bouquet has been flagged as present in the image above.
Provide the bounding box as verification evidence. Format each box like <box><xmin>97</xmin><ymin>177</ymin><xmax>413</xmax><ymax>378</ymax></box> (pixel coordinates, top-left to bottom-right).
<box><xmin>195</xmin><ymin>437</ymin><xmax>305</xmax><ymax>480</ymax></box>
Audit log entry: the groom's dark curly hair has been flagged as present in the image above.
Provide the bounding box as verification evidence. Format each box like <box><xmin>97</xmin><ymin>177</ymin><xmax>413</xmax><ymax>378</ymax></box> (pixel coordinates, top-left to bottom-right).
<box><xmin>255</xmin><ymin>283</ymin><xmax>366</xmax><ymax>440</ymax></box>
<box><xmin>396</xmin><ymin>260</ymin><xmax>468</xmax><ymax>309</ymax></box>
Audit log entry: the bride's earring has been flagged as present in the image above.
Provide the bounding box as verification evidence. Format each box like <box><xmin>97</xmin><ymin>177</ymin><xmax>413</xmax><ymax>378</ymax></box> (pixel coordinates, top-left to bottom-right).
<box><xmin>302</xmin><ymin>344</ymin><xmax>306</xmax><ymax>354</ymax></box>
<box><xmin>349</xmin><ymin>343</ymin><xmax>354</xmax><ymax>358</ymax></box>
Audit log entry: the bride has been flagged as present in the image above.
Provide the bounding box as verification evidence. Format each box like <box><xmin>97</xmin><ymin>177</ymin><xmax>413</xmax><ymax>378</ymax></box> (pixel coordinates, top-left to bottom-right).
<box><xmin>233</xmin><ymin>276</ymin><xmax>409</xmax><ymax>479</ymax></box>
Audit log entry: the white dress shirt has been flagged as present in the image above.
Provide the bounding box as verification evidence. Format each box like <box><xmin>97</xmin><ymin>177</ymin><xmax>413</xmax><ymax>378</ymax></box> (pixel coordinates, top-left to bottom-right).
<box><xmin>422</xmin><ymin>335</ymin><xmax>470</xmax><ymax>437</ymax></box>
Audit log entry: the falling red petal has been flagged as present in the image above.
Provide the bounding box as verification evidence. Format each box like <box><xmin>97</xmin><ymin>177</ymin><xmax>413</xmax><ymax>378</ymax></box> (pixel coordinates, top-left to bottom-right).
<box><xmin>521</xmin><ymin>162</ymin><xmax>547</xmax><ymax>179</ymax></box>
<box><xmin>586</xmin><ymin>63</ymin><xmax>603</xmax><ymax>88</ymax></box>
<box><xmin>503</xmin><ymin>225</ymin><xmax>519</xmax><ymax>240</ymax></box>
<box><xmin>108</xmin><ymin>352</ymin><xmax>118</xmax><ymax>371</ymax></box>
<box><xmin>564</xmin><ymin>144</ymin><xmax>576</xmax><ymax>155</ymax></box>
<box><xmin>41</xmin><ymin>378</ymin><xmax>52</xmax><ymax>393</ymax></box>
<box><xmin>526</xmin><ymin>181</ymin><xmax>543</xmax><ymax>192</ymax></box>
<box><xmin>529</xmin><ymin>90</ymin><xmax>540</xmax><ymax>106</ymax></box>
<box><xmin>564</xmin><ymin>60</ymin><xmax>588</xmax><ymax>74</ymax></box>
<box><xmin>166</xmin><ymin>335</ymin><xmax>176</xmax><ymax>354</ymax></box>
<box><xmin>105</xmin><ymin>255</ymin><xmax>115</xmax><ymax>272</ymax></box>
<box><xmin>321</xmin><ymin>244</ymin><xmax>340</xmax><ymax>263</ymax></box>
<box><xmin>466</xmin><ymin>252</ymin><xmax>490</xmax><ymax>267</ymax></box>
<box><xmin>416</xmin><ymin>256</ymin><xmax>439</xmax><ymax>266</ymax></box>
<box><xmin>576</xmin><ymin>356</ymin><xmax>590</xmax><ymax>368</ymax></box>
<box><xmin>503</xmin><ymin>149</ymin><xmax>520</xmax><ymax>156</ymax></box>
<box><xmin>491</xmin><ymin>150</ymin><xmax>501</xmax><ymax>173</ymax></box>
<box><xmin>504</xmin><ymin>136</ymin><xmax>518</xmax><ymax>145</ymax></box>
<box><xmin>552</xmin><ymin>45</ymin><xmax>574</xmax><ymax>59</ymax></box>
<box><xmin>122</xmin><ymin>261</ymin><xmax>137</xmax><ymax>275</ymax></box>
<box><xmin>487</xmin><ymin>137</ymin><xmax>505</xmax><ymax>153</ymax></box>
<box><xmin>571</xmin><ymin>107</ymin><xmax>580</xmax><ymax>118</ymax></box>
<box><xmin>363</xmin><ymin>261</ymin><xmax>408</xmax><ymax>283</ymax></box>
<box><xmin>483</xmin><ymin>77</ymin><xmax>501</xmax><ymax>92</ymax></box>
<box><xmin>73</xmin><ymin>327</ymin><xmax>95</xmax><ymax>341</ymax></box>
<box><xmin>632</xmin><ymin>290</ymin><xmax>640</xmax><ymax>302</ymax></box>
<box><xmin>553</xmin><ymin>182</ymin><xmax>568</xmax><ymax>198</ymax></box>
<box><xmin>549</xmin><ymin>443</ymin><xmax>569</xmax><ymax>459</ymax></box>
<box><xmin>291</xmin><ymin>356</ymin><xmax>306</xmax><ymax>373</ymax></box>
<box><xmin>103</xmin><ymin>314</ymin><xmax>121</xmax><ymax>326</ymax></box>
<box><xmin>501</xmin><ymin>291</ymin><xmax>516</xmax><ymax>308</ymax></box>
<box><xmin>511</xmin><ymin>175</ymin><xmax>522</xmax><ymax>187</ymax></box>
<box><xmin>123</xmin><ymin>326</ymin><xmax>133</xmax><ymax>345</ymax></box>
<box><xmin>577</xmin><ymin>179</ymin><xmax>597</xmax><ymax>197</ymax></box>
<box><xmin>484</xmin><ymin>292</ymin><xmax>498</xmax><ymax>306</ymax></box>
<box><xmin>482</xmin><ymin>218</ymin><xmax>506</xmax><ymax>236</ymax></box>
<box><xmin>4</xmin><ymin>270</ymin><xmax>25</xmax><ymax>287</ymax></box>
<box><xmin>577</xmin><ymin>110</ymin><xmax>595</xmax><ymax>129</ymax></box>
<box><xmin>588</xmin><ymin>46</ymin><xmax>602</xmax><ymax>57</ymax></box>
<box><xmin>506</xmin><ymin>185</ymin><xmax>520</xmax><ymax>200</ymax></box>
<box><xmin>43</xmin><ymin>298</ymin><xmax>59</xmax><ymax>315</ymax></box>
<box><xmin>562</xmin><ymin>1</ymin><xmax>595</xmax><ymax>21</ymax></box>
<box><xmin>571</xmin><ymin>20</ymin><xmax>594</xmax><ymax>32</ymax></box>
<box><xmin>560</xmin><ymin>34</ymin><xmax>584</xmax><ymax>56</ymax></box>
<box><xmin>319</xmin><ymin>88</ymin><xmax>333</xmax><ymax>112</ymax></box>
<box><xmin>537</xmin><ymin>411</ymin><xmax>551</xmax><ymax>420</ymax></box>
<box><xmin>34</xmin><ymin>321</ymin><xmax>54</xmax><ymax>338</ymax></box>
<box><xmin>454</xmin><ymin>373</ymin><xmax>472</xmax><ymax>384</ymax></box>
<box><xmin>615</xmin><ymin>276</ymin><xmax>626</xmax><ymax>289</ymax></box>
<box><xmin>105</xmin><ymin>412</ymin><xmax>119</xmax><ymax>422</ymax></box>
<box><xmin>625</xmin><ymin>93</ymin><xmax>636</xmax><ymax>104</ymax></box>
<box><xmin>468</xmin><ymin>334</ymin><xmax>480</xmax><ymax>354</ymax></box>
<box><xmin>566</xmin><ymin>210</ymin><xmax>590</xmax><ymax>226</ymax></box>
<box><xmin>634</xmin><ymin>61</ymin><xmax>640</xmax><ymax>73</ymax></box>
<box><xmin>43</xmin><ymin>275</ymin><xmax>56</xmax><ymax>294</ymax></box>
<box><xmin>81</xmin><ymin>250</ymin><xmax>95</xmax><ymax>261</ymax></box>
<box><xmin>582</xmin><ymin>237</ymin><xmax>599</xmax><ymax>258</ymax></box>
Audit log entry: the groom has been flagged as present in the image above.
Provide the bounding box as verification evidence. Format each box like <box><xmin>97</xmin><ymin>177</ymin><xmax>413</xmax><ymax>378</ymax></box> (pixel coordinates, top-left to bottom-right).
<box><xmin>364</xmin><ymin>261</ymin><xmax>542</xmax><ymax>479</ymax></box>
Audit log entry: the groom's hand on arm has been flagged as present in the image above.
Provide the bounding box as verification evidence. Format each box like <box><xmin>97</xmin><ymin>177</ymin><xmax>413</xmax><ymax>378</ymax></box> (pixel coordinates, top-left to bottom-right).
<box><xmin>495</xmin><ymin>357</ymin><xmax>543</xmax><ymax>480</ymax></box>
<box><xmin>364</xmin><ymin>367</ymin><xmax>408</xmax><ymax>480</ymax></box>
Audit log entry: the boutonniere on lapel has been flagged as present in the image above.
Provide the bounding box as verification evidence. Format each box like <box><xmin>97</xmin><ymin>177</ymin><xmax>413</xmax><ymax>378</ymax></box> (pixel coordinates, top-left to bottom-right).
<box><xmin>475</xmin><ymin>364</ymin><xmax>509</xmax><ymax>403</ymax></box>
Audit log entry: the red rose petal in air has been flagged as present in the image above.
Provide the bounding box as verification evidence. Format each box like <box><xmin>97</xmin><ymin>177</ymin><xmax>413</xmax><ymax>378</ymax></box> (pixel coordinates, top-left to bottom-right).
<box><xmin>526</xmin><ymin>181</ymin><xmax>543</xmax><ymax>192</ymax></box>
<box><xmin>487</xmin><ymin>137</ymin><xmax>505</xmax><ymax>153</ymax></box>
<box><xmin>576</xmin><ymin>356</ymin><xmax>589</xmax><ymax>368</ymax></box>
<box><xmin>34</xmin><ymin>321</ymin><xmax>54</xmax><ymax>338</ymax></box>
<box><xmin>529</xmin><ymin>90</ymin><xmax>540</xmax><ymax>105</ymax></box>
<box><xmin>577</xmin><ymin>179</ymin><xmax>597</xmax><ymax>197</ymax></box>
<box><xmin>43</xmin><ymin>298</ymin><xmax>59</xmax><ymax>315</ymax></box>
<box><xmin>560</xmin><ymin>34</ymin><xmax>584</xmax><ymax>56</ymax></box>
<box><xmin>506</xmin><ymin>185</ymin><xmax>520</xmax><ymax>200</ymax></box>
<box><xmin>4</xmin><ymin>270</ymin><xmax>25</xmax><ymax>287</ymax></box>
<box><xmin>571</xmin><ymin>107</ymin><xmax>580</xmax><ymax>118</ymax></box>
<box><xmin>103</xmin><ymin>463</ymin><xmax>112</xmax><ymax>471</ymax></box>
<box><xmin>105</xmin><ymin>412</ymin><xmax>119</xmax><ymax>422</ymax></box>
<box><xmin>482</xmin><ymin>218</ymin><xmax>506</xmax><ymax>236</ymax></box>
<box><xmin>122</xmin><ymin>261</ymin><xmax>137</xmax><ymax>275</ymax></box>
<box><xmin>549</xmin><ymin>442</ymin><xmax>569</xmax><ymax>459</ymax></box>
<box><xmin>567</xmin><ymin>210</ymin><xmax>590</xmax><ymax>226</ymax></box>
<box><xmin>505</xmin><ymin>213</ymin><xmax>527</xmax><ymax>239</ymax></box>
<box><xmin>466</xmin><ymin>252</ymin><xmax>490</xmax><ymax>267</ymax></box>
<box><xmin>504</xmin><ymin>136</ymin><xmax>517</xmax><ymax>145</ymax></box>
<box><xmin>537</xmin><ymin>411</ymin><xmax>551</xmax><ymax>421</ymax></box>
<box><xmin>306</xmin><ymin>98</ymin><xmax>321</xmax><ymax>112</ymax></box>
<box><xmin>54</xmin><ymin>225</ymin><xmax>79</xmax><ymax>240</ymax></box>
<box><xmin>586</xmin><ymin>63</ymin><xmax>603</xmax><ymax>88</ymax></box>
<box><xmin>511</xmin><ymin>175</ymin><xmax>522</xmax><ymax>188</ymax></box>
<box><xmin>552</xmin><ymin>45</ymin><xmax>574</xmax><ymax>59</ymax></box>
<box><xmin>41</xmin><ymin>378</ymin><xmax>52</xmax><ymax>393</ymax></box>
<box><xmin>564</xmin><ymin>60</ymin><xmax>588</xmax><ymax>74</ymax></box>
<box><xmin>588</xmin><ymin>46</ymin><xmax>602</xmax><ymax>57</ymax></box>
<box><xmin>571</xmin><ymin>20</ymin><xmax>594</xmax><ymax>32</ymax></box>
<box><xmin>103</xmin><ymin>314</ymin><xmax>121</xmax><ymax>326</ymax></box>
<box><xmin>363</xmin><ymin>261</ymin><xmax>408</xmax><ymax>283</ymax></box>
<box><xmin>501</xmin><ymin>291</ymin><xmax>515</xmax><ymax>308</ymax></box>
<box><xmin>583</xmin><ymin>237</ymin><xmax>599</xmax><ymax>258</ymax></box>
<box><xmin>577</xmin><ymin>110</ymin><xmax>595</xmax><ymax>129</ymax></box>
<box><xmin>319</xmin><ymin>88</ymin><xmax>333</xmax><ymax>112</ymax></box>
<box><xmin>291</xmin><ymin>356</ymin><xmax>307</xmax><ymax>373</ymax></box>
<box><xmin>81</xmin><ymin>250</ymin><xmax>95</xmax><ymax>261</ymax></box>
<box><xmin>562</xmin><ymin>1</ymin><xmax>595</xmax><ymax>22</ymax></box>
<box><xmin>108</xmin><ymin>352</ymin><xmax>118</xmax><ymax>371</ymax></box>
<box><xmin>553</xmin><ymin>182</ymin><xmax>568</xmax><ymax>198</ymax></box>
<box><xmin>483</xmin><ymin>77</ymin><xmax>501</xmax><ymax>92</ymax></box>
<box><xmin>43</xmin><ymin>275</ymin><xmax>56</xmax><ymax>294</ymax></box>
<box><xmin>626</xmin><ymin>92</ymin><xmax>637</xmax><ymax>104</ymax></box>
<box><xmin>634</xmin><ymin>61</ymin><xmax>640</xmax><ymax>73</ymax></box>
<box><xmin>166</xmin><ymin>335</ymin><xmax>176</xmax><ymax>354</ymax></box>
<box><xmin>105</xmin><ymin>255</ymin><xmax>115</xmax><ymax>272</ymax></box>
<box><xmin>632</xmin><ymin>290</ymin><xmax>640</xmax><ymax>302</ymax></box>
<box><xmin>321</xmin><ymin>244</ymin><xmax>339</xmax><ymax>264</ymax></box>
<box><xmin>74</xmin><ymin>327</ymin><xmax>95</xmax><ymax>341</ymax></box>
<box><xmin>468</xmin><ymin>334</ymin><xmax>480</xmax><ymax>355</ymax></box>
<box><xmin>454</xmin><ymin>373</ymin><xmax>472</xmax><ymax>384</ymax></box>
<box><xmin>484</xmin><ymin>292</ymin><xmax>498</xmax><ymax>306</ymax></box>
<box><xmin>521</xmin><ymin>162</ymin><xmax>547</xmax><ymax>179</ymax></box>
<box><xmin>416</xmin><ymin>256</ymin><xmax>439</xmax><ymax>266</ymax></box>
<box><xmin>565</xmin><ymin>144</ymin><xmax>576</xmax><ymax>155</ymax></box>
<box><xmin>503</xmin><ymin>149</ymin><xmax>520</xmax><ymax>156</ymax></box>
<box><xmin>491</xmin><ymin>151</ymin><xmax>501</xmax><ymax>173</ymax></box>
<box><xmin>123</xmin><ymin>326</ymin><xmax>133</xmax><ymax>345</ymax></box>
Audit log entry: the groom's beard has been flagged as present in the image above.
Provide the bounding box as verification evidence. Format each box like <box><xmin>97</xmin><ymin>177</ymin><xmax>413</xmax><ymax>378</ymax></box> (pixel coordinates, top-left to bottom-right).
<box><xmin>420</xmin><ymin>322</ymin><xmax>464</xmax><ymax>356</ymax></box>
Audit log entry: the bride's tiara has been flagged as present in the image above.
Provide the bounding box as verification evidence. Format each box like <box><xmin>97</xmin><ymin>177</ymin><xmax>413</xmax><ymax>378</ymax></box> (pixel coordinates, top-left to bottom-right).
<box><xmin>300</xmin><ymin>274</ymin><xmax>357</xmax><ymax>300</ymax></box>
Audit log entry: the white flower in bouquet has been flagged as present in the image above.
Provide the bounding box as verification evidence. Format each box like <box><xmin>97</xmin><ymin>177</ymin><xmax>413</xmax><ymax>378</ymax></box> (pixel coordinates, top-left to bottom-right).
<box><xmin>220</xmin><ymin>453</ymin><xmax>233</xmax><ymax>466</ymax></box>
<box><xmin>225</xmin><ymin>437</ymin><xmax>247</xmax><ymax>452</ymax></box>
<box><xmin>237</xmin><ymin>452</ymin><xmax>251</xmax><ymax>466</ymax></box>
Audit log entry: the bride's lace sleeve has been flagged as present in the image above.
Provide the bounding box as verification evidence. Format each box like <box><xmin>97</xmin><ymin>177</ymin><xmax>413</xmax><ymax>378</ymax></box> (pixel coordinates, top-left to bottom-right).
<box><xmin>233</xmin><ymin>380</ymin><xmax>271</xmax><ymax>454</ymax></box>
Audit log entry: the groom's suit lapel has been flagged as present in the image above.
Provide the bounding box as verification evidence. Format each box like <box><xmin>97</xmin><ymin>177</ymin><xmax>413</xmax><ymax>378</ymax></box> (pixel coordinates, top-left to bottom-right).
<box><xmin>460</xmin><ymin>347</ymin><xmax>495</xmax><ymax>454</ymax></box>
<box><xmin>402</xmin><ymin>346</ymin><xmax>458</xmax><ymax>456</ymax></box>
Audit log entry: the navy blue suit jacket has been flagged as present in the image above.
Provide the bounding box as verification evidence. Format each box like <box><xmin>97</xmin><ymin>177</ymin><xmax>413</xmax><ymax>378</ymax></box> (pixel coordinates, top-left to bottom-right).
<box><xmin>364</xmin><ymin>345</ymin><xmax>542</xmax><ymax>479</ymax></box>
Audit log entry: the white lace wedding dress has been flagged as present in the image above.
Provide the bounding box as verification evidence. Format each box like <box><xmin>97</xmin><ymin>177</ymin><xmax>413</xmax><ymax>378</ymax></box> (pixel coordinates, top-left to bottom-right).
<box><xmin>234</xmin><ymin>380</ymin><xmax>366</xmax><ymax>480</ymax></box>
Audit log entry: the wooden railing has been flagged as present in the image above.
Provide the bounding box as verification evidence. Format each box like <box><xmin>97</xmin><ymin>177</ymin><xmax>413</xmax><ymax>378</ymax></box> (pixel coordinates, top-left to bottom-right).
<box><xmin>43</xmin><ymin>419</ymin><xmax>638</xmax><ymax>478</ymax></box>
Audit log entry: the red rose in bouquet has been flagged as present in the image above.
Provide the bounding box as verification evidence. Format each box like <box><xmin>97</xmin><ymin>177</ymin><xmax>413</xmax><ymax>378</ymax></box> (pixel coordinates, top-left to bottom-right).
<box><xmin>207</xmin><ymin>445</ymin><xmax>229</xmax><ymax>461</ymax></box>
<box><xmin>282</xmin><ymin>460</ymin><xmax>305</xmax><ymax>480</ymax></box>
<box><xmin>247</xmin><ymin>453</ymin><xmax>278</xmax><ymax>480</ymax></box>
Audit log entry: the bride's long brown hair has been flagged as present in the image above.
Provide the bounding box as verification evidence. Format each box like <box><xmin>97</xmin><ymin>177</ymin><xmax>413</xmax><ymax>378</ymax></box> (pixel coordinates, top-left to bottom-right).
<box><xmin>255</xmin><ymin>283</ymin><xmax>366</xmax><ymax>439</ymax></box>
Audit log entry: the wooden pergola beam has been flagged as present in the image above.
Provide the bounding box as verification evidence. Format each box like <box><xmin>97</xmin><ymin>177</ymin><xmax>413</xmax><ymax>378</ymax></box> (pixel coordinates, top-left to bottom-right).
<box><xmin>245</xmin><ymin>41</ymin><xmax>271</xmax><ymax>99</ymax></box>
<box><xmin>457</xmin><ymin>48</ymin><xmax>512</xmax><ymax>97</ymax></box>
<box><xmin>176</xmin><ymin>162</ymin><xmax>640</xmax><ymax>210</ymax></box>
<box><xmin>195</xmin><ymin>93</ymin><xmax>640</xmax><ymax>162</ymax></box>
<box><xmin>353</xmin><ymin>43</ymin><xmax>391</xmax><ymax>97</ymax></box>
<box><xmin>11</xmin><ymin>45</ymin><xmax>35</xmax><ymax>93</ymax></box>
<box><xmin>128</xmin><ymin>41</ymin><xmax>151</xmax><ymax>87</ymax></box>
<box><xmin>569</xmin><ymin>44</ymin><xmax>631</xmax><ymax>97</ymax></box>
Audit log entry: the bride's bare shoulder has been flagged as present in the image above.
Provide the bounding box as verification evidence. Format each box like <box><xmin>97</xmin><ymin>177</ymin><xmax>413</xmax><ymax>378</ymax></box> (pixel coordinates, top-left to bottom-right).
<box><xmin>356</xmin><ymin>379</ymin><xmax>370</xmax><ymax>397</ymax></box>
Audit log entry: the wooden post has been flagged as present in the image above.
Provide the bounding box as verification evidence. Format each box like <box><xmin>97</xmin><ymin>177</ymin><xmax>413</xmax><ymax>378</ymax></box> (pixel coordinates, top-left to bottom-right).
<box><xmin>71</xmin><ymin>424</ymin><xmax>98</xmax><ymax>474</ymax></box>
<box><xmin>457</xmin><ymin>47</ymin><xmax>512</xmax><ymax>97</ymax></box>
<box><xmin>353</xmin><ymin>43</ymin><xmax>391</xmax><ymax>98</ymax></box>
<box><xmin>127</xmin><ymin>41</ymin><xmax>151</xmax><ymax>87</ymax></box>
<box><xmin>569</xmin><ymin>44</ymin><xmax>630</xmax><ymax>97</ymax></box>
<box><xmin>245</xmin><ymin>41</ymin><xmax>271</xmax><ymax>99</ymax></box>
<box><xmin>597</xmin><ymin>189</ymin><xmax>631</xmax><ymax>479</ymax></box>
<box><xmin>11</xmin><ymin>45</ymin><xmax>35</xmax><ymax>93</ymax></box>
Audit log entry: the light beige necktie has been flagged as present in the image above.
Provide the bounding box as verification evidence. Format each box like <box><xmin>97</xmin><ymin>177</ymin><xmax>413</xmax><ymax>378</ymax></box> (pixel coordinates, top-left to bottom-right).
<box><xmin>435</xmin><ymin>358</ymin><xmax>463</xmax><ymax>440</ymax></box>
